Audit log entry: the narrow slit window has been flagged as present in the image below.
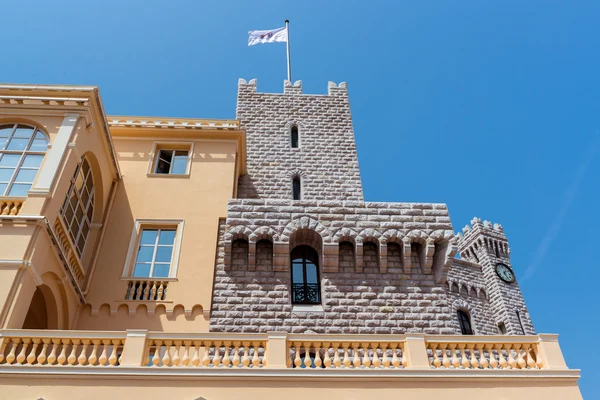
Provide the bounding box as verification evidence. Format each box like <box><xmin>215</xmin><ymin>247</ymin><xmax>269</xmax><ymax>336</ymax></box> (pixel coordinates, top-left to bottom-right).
<box><xmin>457</xmin><ymin>310</ymin><xmax>474</xmax><ymax>335</ymax></box>
<box><xmin>291</xmin><ymin>125</ymin><xmax>299</xmax><ymax>148</ymax></box>
<box><xmin>292</xmin><ymin>176</ymin><xmax>301</xmax><ymax>200</ymax></box>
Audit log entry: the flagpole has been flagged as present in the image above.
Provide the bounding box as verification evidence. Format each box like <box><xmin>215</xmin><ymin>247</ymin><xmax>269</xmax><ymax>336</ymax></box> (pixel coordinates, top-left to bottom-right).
<box><xmin>285</xmin><ymin>19</ymin><xmax>291</xmax><ymax>82</ymax></box>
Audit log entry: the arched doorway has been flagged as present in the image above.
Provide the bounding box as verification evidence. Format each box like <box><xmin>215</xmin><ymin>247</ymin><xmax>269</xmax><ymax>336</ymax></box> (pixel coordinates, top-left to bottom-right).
<box><xmin>22</xmin><ymin>286</ymin><xmax>58</xmax><ymax>329</ymax></box>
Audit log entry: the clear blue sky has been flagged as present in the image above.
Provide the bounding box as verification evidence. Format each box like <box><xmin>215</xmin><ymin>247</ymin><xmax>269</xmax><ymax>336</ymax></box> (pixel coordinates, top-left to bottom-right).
<box><xmin>3</xmin><ymin>0</ymin><xmax>598</xmax><ymax>396</ymax></box>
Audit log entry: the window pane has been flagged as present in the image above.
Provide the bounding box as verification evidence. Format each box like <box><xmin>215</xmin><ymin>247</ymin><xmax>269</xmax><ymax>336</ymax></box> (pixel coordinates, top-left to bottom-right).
<box><xmin>21</xmin><ymin>155</ymin><xmax>44</xmax><ymax>168</ymax></box>
<box><xmin>0</xmin><ymin>168</ymin><xmax>15</xmax><ymax>182</ymax></box>
<box><xmin>34</xmin><ymin>131</ymin><xmax>45</xmax><ymax>139</ymax></box>
<box><xmin>171</xmin><ymin>152</ymin><xmax>188</xmax><ymax>174</ymax></box>
<box><xmin>81</xmin><ymin>222</ymin><xmax>90</xmax><ymax>241</ymax></box>
<box><xmin>0</xmin><ymin>126</ymin><xmax>12</xmax><ymax>137</ymax></box>
<box><xmin>75</xmin><ymin>171</ymin><xmax>84</xmax><ymax>192</ymax></box>
<box><xmin>29</xmin><ymin>138</ymin><xmax>48</xmax><ymax>151</ymax></box>
<box><xmin>82</xmin><ymin>160</ymin><xmax>90</xmax><ymax>176</ymax></box>
<box><xmin>13</xmin><ymin>127</ymin><xmax>34</xmax><ymax>139</ymax></box>
<box><xmin>86</xmin><ymin>203</ymin><xmax>94</xmax><ymax>221</ymax></box>
<box><xmin>158</xmin><ymin>229</ymin><xmax>176</xmax><ymax>245</ymax></box>
<box><xmin>75</xmin><ymin>205</ymin><xmax>84</xmax><ymax>224</ymax></box>
<box><xmin>6</xmin><ymin>138</ymin><xmax>29</xmax><ymax>151</ymax></box>
<box><xmin>0</xmin><ymin>183</ymin><xmax>7</xmax><ymax>195</ymax></box>
<box><xmin>85</xmin><ymin>174</ymin><xmax>93</xmax><ymax>192</ymax></box>
<box><xmin>14</xmin><ymin>169</ymin><xmax>38</xmax><ymax>183</ymax></box>
<box><xmin>140</xmin><ymin>229</ymin><xmax>158</xmax><ymax>245</ymax></box>
<box><xmin>64</xmin><ymin>204</ymin><xmax>75</xmax><ymax>224</ymax></box>
<box><xmin>153</xmin><ymin>264</ymin><xmax>170</xmax><ymax>278</ymax></box>
<box><xmin>0</xmin><ymin>154</ymin><xmax>21</xmax><ymax>167</ymax></box>
<box><xmin>155</xmin><ymin>246</ymin><xmax>173</xmax><ymax>263</ymax></box>
<box><xmin>133</xmin><ymin>263</ymin><xmax>151</xmax><ymax>277</ymax></box>
<box><xmin>305</xmin><ymin>263</ymin><xmax>318</xmax><ymax>283</ymax></box>
<box><xmin>77</xmin><ymin>235</ymin><xmax>85</xmax><ymax>255</ymax></box>
<box><xmin>135</xmin><ymin>246</ymin><xmax>155</xmax><ymax>263</ymax></box>
<box><xmin>0</xmin><ymin>138</ymin><xmax>7</xmax><ymax>150</ymax></box>
<box><xmin>155</xmin><ymin>150</ymin><xmax>172</xmax><ymax>174</ymax></box>
<box><xmin>81</xmin><ymin>187</ymin><xmax>90</xmax><ymax>206</ymax></box>
<box><xmin>292</xmin><ymin>263</ymin><xmax>304</xmax><ymax>284</ymax></box>
<box><xmin>8</xmin><ymin>183</ymin><xmax>31</xmax><ymax>196</ymax></box>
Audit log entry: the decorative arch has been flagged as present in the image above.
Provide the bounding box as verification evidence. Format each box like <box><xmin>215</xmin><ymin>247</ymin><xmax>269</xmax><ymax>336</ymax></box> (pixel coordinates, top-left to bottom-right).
<box><xmin>253</xmin><ymin>226</ymin><xmax>279</xmax><ymax>242</ymax></box>
<box><xmin>281</xmin><ymin>216</ymin><xmax>332</xmax><ymax>244</ymax></box>
<box><xmin>285</xmin><ymin>169</ymin><xmax>308</xmax><ymax>179</ymax></box>
<box><xmin>224</xmin><ymin>225</ymin><xmax>253</xmax><ymax>242</ymax></box>
<box><xmin>381</xmin><ymin>229</ymin><xmax>405</xmax><ymax>244</ymax></box>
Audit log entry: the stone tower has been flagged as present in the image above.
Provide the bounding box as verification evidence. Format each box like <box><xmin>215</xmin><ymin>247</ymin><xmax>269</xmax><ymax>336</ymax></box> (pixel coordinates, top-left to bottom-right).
<box><xmin>458</xmin><ymin>218</ymin><xmax>535</xmax><ymax>335</ymax></box>
<box><xmin>235</xmin><ymin>79</ymin><xmax>364</xmax><ymax>201</ymax></box>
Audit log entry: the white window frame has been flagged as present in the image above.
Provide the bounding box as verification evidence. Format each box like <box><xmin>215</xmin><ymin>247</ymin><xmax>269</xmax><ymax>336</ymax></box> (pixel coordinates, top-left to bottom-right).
<box><xmin>146</xmin><ymin>141</ymin><xmax>194</xmax><ymax>177</ymax></box>
<box><xmin>0</xmin><ymin>124</ymin><xmax>49</xmax><ymax>197</ymax></box>
<box><xmin>122</xmin><ymin>219</ymin><xmax>184</xmax><ymax>279</ymax></box>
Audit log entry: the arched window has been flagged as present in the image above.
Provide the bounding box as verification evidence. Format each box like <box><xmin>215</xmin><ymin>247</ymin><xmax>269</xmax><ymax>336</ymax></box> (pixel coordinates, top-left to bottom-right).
<box><xmin>291</xmin><ymin>245</ymin><xmax>320</xmax><ymax>305</ymax></box>
<box><xmin>0</xmin><ymin>124</ymin><xmax>48</xmax><ymax>196</ymax></box>
<box><xmin>457</xmin><ymin>310</ymin><xmax>474</xmax><ymax>335</ymax></box>
<box><xmin>292</xmin><ymin>176</ymin><xmax>301</xmax><ymax>200</ymax></box>
<box><xmin>60</xmin><ymin>157</ymin><xmax>95</xmax><ymax>257</ymax></box>
<box><xmin>290</xmin><ymin>125</ymin><xmax>299</xmax><ymax>148</ymax></box>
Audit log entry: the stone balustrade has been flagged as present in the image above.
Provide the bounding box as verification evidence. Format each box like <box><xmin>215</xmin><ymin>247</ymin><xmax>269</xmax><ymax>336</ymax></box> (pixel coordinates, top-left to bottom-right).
<box><xmin>125</xmin><ymin>279</ymin><xmax>170</xmax><ymax>301</ymax></box>
<box><xmin>0</xmin><ymin>330</ymin><xmax>126</xmax><ymax>366</ymax></box>
<box><xmin>0</xmin><ymin>198</ymin><xmax>25</xmax><ymax>216</ymax></box>
<box><xmin>0</xmin><ymin>330</ymin><xmax>569</xmax><ymax>372</ymax></box>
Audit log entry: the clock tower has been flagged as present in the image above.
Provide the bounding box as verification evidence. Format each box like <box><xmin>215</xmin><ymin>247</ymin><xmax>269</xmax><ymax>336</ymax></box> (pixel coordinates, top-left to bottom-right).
<box><xmin>458</xmin><ymin>217</ymin><xmax>535</xmax><ymax>335</ymax></box>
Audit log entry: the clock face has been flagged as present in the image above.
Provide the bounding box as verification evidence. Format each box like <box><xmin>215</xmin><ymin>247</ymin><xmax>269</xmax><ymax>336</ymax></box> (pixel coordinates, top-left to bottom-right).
<box><xmin>496</xmin><ymin>263</ymin><xmax>515</xmax><ymax>283</ymax></box>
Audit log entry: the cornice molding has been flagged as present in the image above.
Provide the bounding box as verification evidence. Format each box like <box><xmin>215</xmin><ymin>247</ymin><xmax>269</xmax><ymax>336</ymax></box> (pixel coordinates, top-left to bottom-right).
<box><xmin>108</xmin><ymin>117</ymin><xmax>240</xmax><ymax>130</ymax></box>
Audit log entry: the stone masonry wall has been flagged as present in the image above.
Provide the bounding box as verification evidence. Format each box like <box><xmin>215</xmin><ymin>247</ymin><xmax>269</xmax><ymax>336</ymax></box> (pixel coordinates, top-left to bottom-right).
<box><xmin>236</xmin><ymin>79</ymin><xmax>364</xmax><ymax>201</ymax></box>
<box><xmin>210</xmin><ymin>199</ymin><xmax>500</xmax><ymax>335</ymax></box>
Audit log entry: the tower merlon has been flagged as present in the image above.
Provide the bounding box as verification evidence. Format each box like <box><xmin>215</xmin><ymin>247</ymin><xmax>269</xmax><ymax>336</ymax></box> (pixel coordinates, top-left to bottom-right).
<box><xmin>237</xmin><ymin>78</ymin><xmax>348</xmax><ymax>97</ymax></box>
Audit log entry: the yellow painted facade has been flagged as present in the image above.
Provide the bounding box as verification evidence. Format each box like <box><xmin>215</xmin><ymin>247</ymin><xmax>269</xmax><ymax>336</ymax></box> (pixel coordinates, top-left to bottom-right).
<box><xmin>0</xmin><ymin>83</ymin><xmax>582</xmax><ymax>399</ymax></box>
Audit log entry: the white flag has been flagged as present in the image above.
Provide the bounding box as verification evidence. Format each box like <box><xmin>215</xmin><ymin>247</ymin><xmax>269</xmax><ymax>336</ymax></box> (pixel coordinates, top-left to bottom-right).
<box><xmin>248</xmin><ymin>27</ymin><xmax>287</xmax><ymax>46</ymax></box>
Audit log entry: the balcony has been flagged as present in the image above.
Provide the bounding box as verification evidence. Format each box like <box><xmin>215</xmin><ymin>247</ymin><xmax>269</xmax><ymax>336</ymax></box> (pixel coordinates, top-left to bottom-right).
<box><xmin>0</xmin><ymin>329</ymin><xmax>581</xmax><ymax>399</ymax></box>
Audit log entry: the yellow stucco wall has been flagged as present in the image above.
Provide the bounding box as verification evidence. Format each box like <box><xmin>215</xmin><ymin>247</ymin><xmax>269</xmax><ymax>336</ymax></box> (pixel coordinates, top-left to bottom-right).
<box><xmin>76</xmin><ymin>132</ymin><xmax>239</xmax><ymax>332</ymax></box>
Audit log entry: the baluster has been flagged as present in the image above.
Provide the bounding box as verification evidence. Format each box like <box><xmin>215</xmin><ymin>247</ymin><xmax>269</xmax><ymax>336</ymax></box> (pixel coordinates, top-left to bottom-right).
<box><xmin>17</xmin><ymin>338</ymin><xmax>30</xmax><ymax>364</ymax></box>
<box><xmin>372</xmin><ymin>344</ymin><xmax>381</xmax><ymax>368</ymax></box>
<box><xmin>191</xmin><ymin>342</ymin><xmax>200</xmax><ymax>367</ymax></box>
<box><xmin>468</xmin><ymin>344</ymin><xmax>478</xmax><ymax>368</ymax></box>
<box><xmin>382</xmin><ymin>344</ymin><xmax>390</xmax><ymax>368</ymax></box>
<box><xmin>57</xmin><ymin>340</ymin><xmax>68</xmax><ymax>365</ymax></box>
<box><xmin>242</xmin><ymin>342</ymin><xmax>251</xmax><ymax>367</ymax></box>
<box><xmin>450</xmin><ymin>344</ymin><xmax>460</xmax><ymax>368</ymax></box>
<box><xmin>314</xmin><ymin>346</ymin><xmax>322</xmax><ymax>368</ymax></box>
<box><xmin>526</xmin><ymin>346</ymin><xmax>536</xmax><ymax>369</ymax></box>
<box><xmin>303</xmin><ymin>342</ymin><xmax>312</xmax><ymax>368</ymax></box>
<box><xmin>202</xmin><ymin>341</ymin><xmax>212</xmax><ymax>367</ymax></box>
<box><xmin>150</xmin><ymin>282</ymin><xmax>158</xmax><ymax>301</ymax></box>
<box><xmin>78</xmin><ymin>340</ymin><xmax>90</xmax><ymax>365</ymax></box>
<box><xmin>142</xmin><ymin>282</ymin><xmax>150</xmax><ymax>300</ymax></box>
<box><xmin>391</xmin><ymin>343</ymin><xmax>400</xmax><ymax>368</ymax></box>
<box><xmin>213</xmin><ymin>341</ymin><xmax>222</xmax><ymax>367</ymax></box>
<box><xmin>157</xmin><ymin>283</ymin><xmax>165</xmax><ymax>300</ymax></box>
<box><xmin>332</xmin><ymin>343</ymin><xmax>341</xmax><ymax>368</ymax></box>
<box><xmin>459</xmin><ymin>344</ymin><xmax>470</xmax><ymax>368</ymax></box>
<box><xmin>171</xmin><ymin>341</ymin><xmax>181</xmax><ymax>366</ymax></box>
<box><xmin>342</xmin><ymin>343</ymin><xmax>350</xmax><ymax>368</ymax></box>
<box><xmin>293</xmin><ymin>344</ymin><xmax>301</xmax><ymax>368</ymax></box>
<box><xmin>231</xmin><ymin>342</ymin><xmax>240</xmax><ymax>367</ymax></box>
<box><xmin>47</xmin><ymin>339</ymin><xmax>60</xmax><ymax>365</ymax></box>
<box><xmin>149</xmin><ymin>341</ymin><xmax>160</xmax><ymax>367</ymax></box>
<box><xmin>497</xmin><ymin>344</ymin><xmax>508</xmax><ymax>369</ymax></box>
<box><xmin>221</xmin><ymin>341</ymin><xmax>231</xmax><ymax>367</ymax></box>
<box><xmin>401</xmin><ymin>344</ymin><xmax>408</xmax><ymax>368</ymax></box>
<box><xmin>507</xmin><ymin>345</ymin><xmax>517</xmax><ymax>369</ymax></box>
<box><xmin>37</xmin><ymin>339</ymin><xmax>50</xmax><ymax>365</ymax></box>
<box><xmin>261</xmin><ymin>342</ymin><xmax>267</xmax><ymax>368</ymax></box>
<box><xmin>0</xmin><ymin>338</ymin><xmax>8</xmax><ymax>363</ymax></box>
<box><xmin>108</xmin><ymin>340</ymin><xmax>119</xmax><ymax>366</ymax></box>
<box><xmin>489</xmin><ymin>344</ymin><xmax>498</xmax><ymax>368</ymax></box>
<box><xmin>67</xmin><ymin>339</ymin><xmax>79</xmax><ymax>365</ymax></box>
<box><xmin>431</xmin><ymin>345</ymin><xmax>441</xmax><ymax>368</ymax></box>
<box><xmin>181</xmin><ymin>341</ymin><xmax>191</xmax><ymax>366</ymax></box>
<box><xmin>98</xmin><ymin>341</ymin><xmax>109</xmax><ymax>365</ymax></box>
<box><xmin>162</xmin><ymin>340</ymin><xmax>172</xmax><ymax>366</ymax></box>
<box><xmin>533</xmin><ymin>344</ymin><xmax>544</xmax><ymax>369</ymax></box>
<box><xmin>352</xmin><ymin>343</ymin><xmax>361</xmax><ymax>368</ymax></box>
<box><xmin>251</xmin><ymin>343</ymin><xmax>260</xmax><ymax>367</ymax></box>
<box><xmin>6</xmin><ymin>339</ymin><xmax>19</xmax><ymax>364</ymax></box>
<box><xmin>362</xmin><ymin>343</ymin><xmax>371</xmax><ymax>368</ymax></box>
<box><xmin>323</xmin><ymin>343</ymin><xmax>331</xmax><ymax>368</ymax></box>
<box><xmin>27</xmin><ymin>339</ymin><xmax>40</xmax><ymax>365</ymax></box>
<box><xmin>516</xmin><ymin>344</ymin><xmax>526</xmax><ymax>369</ymax></box>
<box><xmin>478</xmin><ymin>344</ymin><xmax>489</xmax><ymax>369</ymax></box>
<box><xmin>441</xmin><ymin>345</ymin><xmax>450</xmax><ymax>368</ymax></box>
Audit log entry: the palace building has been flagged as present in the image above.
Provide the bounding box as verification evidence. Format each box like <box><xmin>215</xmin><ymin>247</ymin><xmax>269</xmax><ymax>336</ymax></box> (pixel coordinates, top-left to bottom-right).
<box><xmin>0</xmin><ymin>80</ymin><xmax>581</xmax><ymax>399</ymax></box>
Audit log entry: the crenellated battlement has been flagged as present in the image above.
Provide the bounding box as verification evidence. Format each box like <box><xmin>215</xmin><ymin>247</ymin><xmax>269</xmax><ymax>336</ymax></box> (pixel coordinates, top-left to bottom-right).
<box><xmin>456</xmin><ymin>217</ymin><xmax>510</xmax><ymax>263</ymax></box>
<box><xmin>237</xmin><ymin>78</ymin><xmax>349</xmax><ymax>97</ymax></box>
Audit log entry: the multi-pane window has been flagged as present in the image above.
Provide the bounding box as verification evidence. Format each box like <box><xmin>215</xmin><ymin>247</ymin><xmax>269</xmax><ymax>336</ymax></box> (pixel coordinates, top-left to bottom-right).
<box><xmin>154</xmin><ymin>149</ymin><xmax>188</xmax><ymax>174</ymax></box>
<box><xmin>60</xmin><ymin>158</ymin><xmax>94</xmax><ymax>257</ymax></box>
<box><xmin>0</xmin><ymin>124</ymin><xmax>48</xmax><ymax>196</ymax></box>
<box><xmin>133</xmin><ymin>228</ymin><xmax>176</xmax><ymax>278</ymax></box>
<box><xmin>291</xmin><ymin>245</ymin><xmax>321</xmax><ymax>305</ymax></box>
<box><xmin>457</xmin><ymin>310</ymin><xmax>474</xmax><ymax>335</ymax></box>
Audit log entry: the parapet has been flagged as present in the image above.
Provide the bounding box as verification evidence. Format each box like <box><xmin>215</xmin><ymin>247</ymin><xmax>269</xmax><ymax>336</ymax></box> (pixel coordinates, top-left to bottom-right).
<box><xmin>237</xmin><ymin>78</ymin><xmax>348</xmax><ymax>97</ymax></box>
<box><xmin>456</xmin><ymin>216</ymin><xmax>510</xmax><ymax>260</ymax></box>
